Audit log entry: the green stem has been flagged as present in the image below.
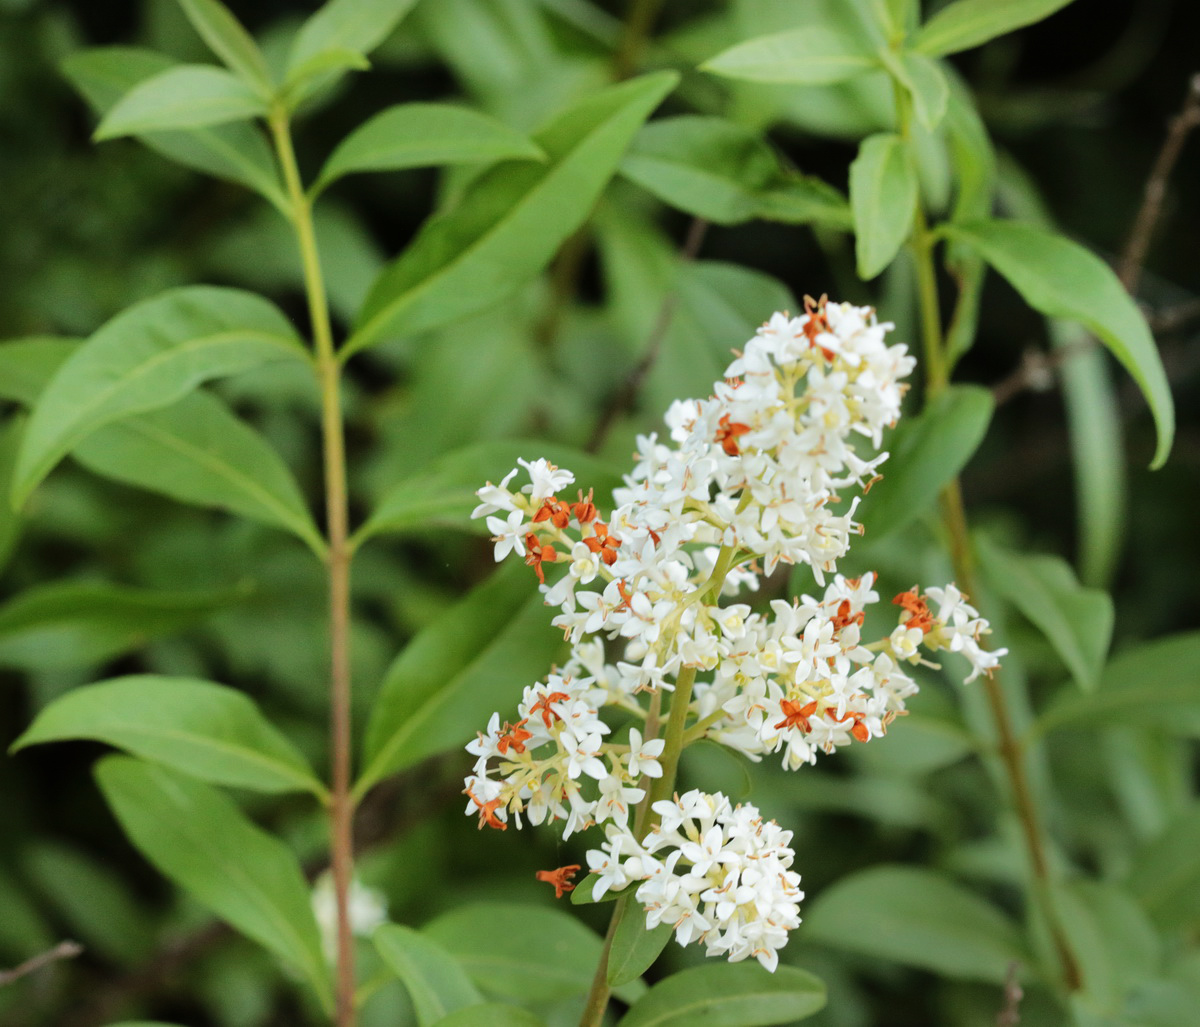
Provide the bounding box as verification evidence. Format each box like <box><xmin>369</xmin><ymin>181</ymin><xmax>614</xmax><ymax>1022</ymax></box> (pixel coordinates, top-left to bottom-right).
<box><xmin>269</xmin><ymin>105</ymin><xmax>358</xmax><ymax>1026</ymax></box>
<box><xmin>897</xmin><ymin>85</ymin><xmax>1080</xmax><ymax>990</ymax></box>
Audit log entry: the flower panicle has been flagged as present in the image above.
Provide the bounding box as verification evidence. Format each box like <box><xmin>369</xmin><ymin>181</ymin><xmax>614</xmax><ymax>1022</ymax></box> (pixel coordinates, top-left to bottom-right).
<box><xmin>463</xmin><ymin>300</ymin><xmax>1005</xmax><ymax>973</ymax></box>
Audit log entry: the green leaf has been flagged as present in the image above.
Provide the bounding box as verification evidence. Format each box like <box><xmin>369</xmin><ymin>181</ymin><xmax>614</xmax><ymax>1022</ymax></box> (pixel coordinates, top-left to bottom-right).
<box><xmin>94</xmin><ymin>756</ymin><xmax>331</xmax><ymax>1008</ymax></box>
<box><xmin>915</xmin><ymin>0</ymin><xmax>1078</xmax><ymax>57</ymax></box>
<box><xmin>893</xmin><ymin>51</ymin><xmax>950</xmax><ymax>131</ymax></box>
<box><xmin>354</xmin><ymin>440</ymin><xmax>623</xmax><ymax>548</ymax></box>
<box><xmin>287</xmin><ymin>0</ymin><xmax>420</xmax><ymax>78</ymax></box>
<box><xmin>281</xmin><ymin>47</ymin><xmax>371</xmax><ymax>108</ymax></box>
<box><xmin>804</xmin><ymin>865</ymin><xmax>1028</xmax><ymax>983</ymax></box>
<box><xmin>95</xmin><ymin>65</ymin><xmax>269</xmax><ymax>140</ymax></box>
<box><xmin>177</xmin><ymin>0</ymin><xmax>273</xmax><ymax>96</ymax></box>
<box><xmin>356</xmin><ymin>563</ymin><xmax>564</xmax><ymax>798</ymax></box>
<box><xmin>12</xmin><ymin>286</ymin><xmax>306</xmax><ymax>507</ymax></box>
<box><xmin>0</xmin><ymin>337</ymin><xmax>81</xmax><ymax>406</ymax></box>
<box><xmin>61</xmin><ymin>47</ymin><xmax>285</xmax><ymax>208</ymax></box>
<box><xmin>429</xmin><ymin>1007</ymin><xmax>546</xmax><ymax>1027</ymax></box>
<box><xmin>570</xmin><ymin>873</ymin><xmax>622</xmax><ymax>906</ymax></box>
<box><xmin>0</xmin><ymin>421</ymin><xmax>22</xmax><ymax>575</ymax></box>
<box><xmin>975</xmin><ymin>534</ymin><xmax>1113</xmax><ymax>693</ymax></box>
<box><xmin>347</xmin><ymin>71</ymin><xmax>678</xmax><ymax>354</ymax></box>
<box><xmin>0</xmin><ymin>868</ymin><xmax>54</xmax><ymax>961</ymax></box>
<box><xmin>939</xmin><ymin>219</ymin><xmax>1173</xmax><ymax>468</ymax></box>
<box><xmin>607</xmin><ymin>912</ymin><xmax>672</xmax><ymax>987</ymax></box>
<box><xmin>617</xmin><ymin>963</ymin><xmax>826</xmax><ymax>1027</ymax></box>
<box><xmin>849</xmin><ymin>133</ymin><xmax>917</xmax><ymax>280</ymax></box>
<box><xmin>619</xmin><ymin>116</ymin><xmax>782</xmax><ymax>225</ymax></box>
<box><xmin>423</xmin><ymin>902</ymin><xmax>642</xmax><ymax>1005</ymax></box>
<box><xmin>1035</xmin><ymin>633</ymin><xmax>1200</xmax><ymax>736</ymax></box>
<box><xmin>0</xmin><ymin>581</ymin><xmax>244</xmax><ymax>671</ymax></box>
<box><xmin>315</xmin><ymin>103</ymin><xmax>545</xmax><ymax>195</ymax></box>
<box><xmin>14</xmin><ymin>675</ymin><xmax>326</xmax><ymax>799</ymax></box>
<box><xmin>702</xmin><ymin>27</ymin><xmax>879</xmax><ymax>85</ymax></box>
<box><xmin>1127</xmin><ymin>806</ymin><xmax>1200</xmax><ymax>931</ymax></box>
<box><xmin>374</xmin><ymin>924</ymin><xmax>483</xmax><ymax>1026</ymax></box>
<box><xmin>73</xmin><ymin>393</ymin><xmax>324</xmax><ymax>553</ymax></box>
<box><xmin>857</xmin><ymin>385</ymin><xmax>993</xmax><ymax>542</ymax></box>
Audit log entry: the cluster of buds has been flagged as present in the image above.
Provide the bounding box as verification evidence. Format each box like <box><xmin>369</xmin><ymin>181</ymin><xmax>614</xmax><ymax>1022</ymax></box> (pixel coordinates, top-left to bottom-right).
<box><xmin>466</xmin><ymin>299</ymin><xmax>1005</xmax><ymax>972</ymax></box>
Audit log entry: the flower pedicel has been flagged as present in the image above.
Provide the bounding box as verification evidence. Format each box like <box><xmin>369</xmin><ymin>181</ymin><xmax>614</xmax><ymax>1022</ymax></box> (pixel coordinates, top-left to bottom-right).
<box><xmin>466</xmin><ymin>298</ymin><xmax>1005</xmax><ymax>972</ymax></box>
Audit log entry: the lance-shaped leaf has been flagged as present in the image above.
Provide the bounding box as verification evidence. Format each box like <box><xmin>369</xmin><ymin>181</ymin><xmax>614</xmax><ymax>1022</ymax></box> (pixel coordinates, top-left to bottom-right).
<box><xmin>1035</xmin><ymin>632</ymin><xmax>1200</xmax><ymax>736</ymax></box>
<box><xmin>0</xmin><ymin>422</ymin><xmax>21</xmax><ymax>575</ymax></box>
<box><xmin>12</xmin><ymin>286</ymin><xmax>307</xmax><ymax>507</ymax></box>
<box><xmin>374</xmin><ymin>924</ymin><xmax>483</xmax><ymax>1026</ymax></box>
<box><xmin>95</xmin><ymin>65</ymin><xmax>269</xmax><ymax>140</ymax></box>
<box><xmin>353</xmin><ymin>439</ymin><xmax>623</xmax><ymax>548</ymax></box>
<box><xmin>882</xmin><ymin>50</ymin><xmax>950</xmax><ymax>131</ymax></box>
<box><xmin>702</xmin><ymin>27</ymin><xmax>879</xmax><ymax>85</ymax></box>
<box><xmin>61</xmin><ymin>47</ymin><xmax>285</xmax><ymax>208</ymax></box>
<box><xmin>95</xmin><ymin>756</ymin><xmax>331</xmax><ymax>1009</ymax></box>
<box><xmin>850</xmin><ymin>133</ymin><xmax>917</xmax><ymax>280</ymax></box>
<box><xmin>14</xmin><ymin>675</ymin><xmax>326</xmax><ymax>799</ymax></box>
<box><xmin>0</xmin><ymin>339</ymin><xmax>321</xmax><ymax>551</ymax></box>
<box><xmin>607</xmin><ymin>911</ymin><xmax>672</xmax><ymax>988</ymax></box>
<box><xmin>423</xmin><ymin>903</ymin><xmax>643</xmax><ymax>1004</ymax></box>
<box><xmin>975</xmin><ymin>534</ymin><xmax>1113</xmax><ymax>693</ymax></box>
<box><xmin>177</xmin><ymin>0</ymin><xmax>273</xmax><ymax>96</ymax></box>
<box><xmin>347</xmin><ymin>71</ymin><xmax>677</xmax><ymax>354</ymax></box>
<box><xmin>915</xmin><ymin>0</ymin><xmax>1078</xmax><ymax>57</ymax></box>
<box><xmin>857</xmin><ymin>386</ymin><xmax>993</xmax><ymax>542</ymax></box>
<box><xmin>356</xmin><ymin>563</ymin><xmax>564</xmax><ymax>798</ymax></box>
<box><xmin>804</xmin><ymin>865</ymin><xmax>1028</xmax><ymax>983</ymax></box>
<box><xmin>431</xmin><ymin>1008</ymin><xmax>546</xmax><ymax>1027</ymax></box>
<box><xmin>315</xmin><ymin>103</ymin><xmax>544</xmax><ymax>194</ymax></box>
<box><xmin>287</xmin><ymin>0</ymin><xmax>420</xmax><ymax>78</ymax></box>
<box><xmin>617</xmin><ymin>963</ymin><xmax>826</xmax><ymax>1026</ymax></box>
<box><xmin>940</xmin><ymin>218</ymin><xmax>1173</xmax><ymax>468</ymax></box>
<box><xmin>0</xmin><ymin>581</ymin><xmax>245</xmax><ymax>671</ymax></box>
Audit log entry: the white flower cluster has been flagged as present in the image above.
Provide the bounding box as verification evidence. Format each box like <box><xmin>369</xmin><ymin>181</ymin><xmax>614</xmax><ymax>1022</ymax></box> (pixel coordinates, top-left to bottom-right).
<box><xmin>465</xmin><ymin>300</ymin><xmax>1005</xmax><ymax>973</ymax></box>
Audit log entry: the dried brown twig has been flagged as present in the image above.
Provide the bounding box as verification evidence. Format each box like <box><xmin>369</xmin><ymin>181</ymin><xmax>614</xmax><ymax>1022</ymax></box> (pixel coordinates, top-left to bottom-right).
<box><xmin>992</xmin><ymin>72</ymin><xmax>1200</xmax><ymax>408</ymax></box>
<box><xmin>996</xmin><ymin>961</ymin><xmax>1025</xmax><ymax>1026</ymax></box>
<box><xmin>0</xmin><ymin>941</ymin><xmax>83</xmax><ymax>988</ymax></box>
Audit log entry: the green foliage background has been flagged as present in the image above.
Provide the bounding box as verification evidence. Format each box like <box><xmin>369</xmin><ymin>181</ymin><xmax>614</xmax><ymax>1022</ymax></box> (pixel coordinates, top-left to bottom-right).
<box><xmin>0</xmin><ymin>0</ymin><xmax>1198</xmax><ymax>1025</ymax></box>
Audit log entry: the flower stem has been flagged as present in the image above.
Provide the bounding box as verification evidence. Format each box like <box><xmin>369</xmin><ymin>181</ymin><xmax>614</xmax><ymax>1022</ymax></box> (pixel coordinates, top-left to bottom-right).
<box><xmin>269</xmin><ymin>105</ymin><xmax>357</xmax><ymax>1026</ymax></box>
<box><xmin>904</xmin><ymin>151</ymin><xmax>1081</xmax><ymax>990</ymax></box>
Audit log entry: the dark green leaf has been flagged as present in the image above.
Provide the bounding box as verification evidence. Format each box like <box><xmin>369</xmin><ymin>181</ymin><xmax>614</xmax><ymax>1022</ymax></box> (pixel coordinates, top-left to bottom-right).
<box><xmin>287</xmin><ymin>0</ymin><xmax>421</xmax><ymax>77</ymax></box>
<box><xmin>95</xmin><ymin>757</ymin><xmax>331</xmax><ymax>1008</ymax></box>
<box><xmin>356</xmin><ymin>563</ymin><xmax>564</xmax><ymax>797</ymax></box>
<box><xmin>702</xmin><ymin>27</ymin><xmax>879</xmax><ymax>85</ymax></box>
<box><xmin>0</xmin><ymin>421</ymin><xmax>21</xmax><ymax>575</ymax></box>
<box><xmin>1035</xmin><ymin>633</ymin><xmax>1200</xmax><ymax>736</ymax></box>
<box><xmin>617</xmin><ymin>963</ymin><xmax>826</xmax><ymax>1027</ymax></box>
<box><xmin>430</xmin><ymin>1006</ymin><xmax>546</xmax><ymax>1027</ymax></box>
<box><xmin>94</xmin><ymin>65</ymin><xmax>268</xmax><ymax>140</ymax></box>
<box><xmin>607</xmin><ymin>912</ymin><xmax>672</xmax><ymax>987</ymax></box>
<box><xmin>177</xmin><ymin>0</ymin><xmax>273</xmax><ymax>96</ymax></box>
<box><xmin>1127</xmin><ymin>806</ymin><xmax>1200</xmax><ymax>931</ymax></box>
<box><xmin>849</xmin><ymin>132</ymin><xmax>917</xmax><ymax>279</ymax></box>
<box><xmin>374</xmin><ymin>924</ymin><xmax>483</xmax><ymax>1026</ymax></box>
<box><xmin>0</xmin><ymin>869</ymin><xmax>53</xmax><ymax>961</ymax></box>
<box><xmin>14</xmin><ymin>675</ymin><xmax>325</xmax><ymax>799</ymax></box>
<box><xmin>915</xmin><ymin>0</ymin><xmax>1078</xmax><ymax>57</ymax></box>
<box><xmin>353</xmin><ymin>440</ymin><xmax>623</xmax><ymax>547</ymax></box>
<box><xmin>60</xmin><ymin>47</ymin><xmax>285</xmax><ymax>207</ymax></box>
<box><xmin>940</xmin><ymin>219</ymin><xmax>1173</xmax><ymax>468</ymax></box>
<box><xmin>804</xmin><ymin>865</ymin><xmax>1028</xmax><ymax>983</ymax></box>
<box><xmin>22</xmin><ymin>842</ymin><xmax>155</xmax><ymax>964</ymax></box>
<box><xmin>975</xmin><ymin>534</ymin><xmax>1113</xmax><ymax>692</ymax></box>
<box><xmin>0</xmin><ymin>337</ymin><xmax>81</xmax><ymax>406</ymax></box>
<box><xmin>0</xmin><ymin>581</ymin><xmax>244</xmax><ymax>671</ymax></box>
<box><xmin>858</xmin><ymin>385</ymin><xmax>993</xmax><ymax>542</ymax></box>
<box><xmin>315</xmin><ymin>103</ymin><xmax>544</xmax><ymax>194</ymax></box>
<box><xmin>12</xmin><ymin>286</ymin><xmax>307</xmax><ymax>507</ymax></box>
<box><xmin>347</xmin><ymin>71</ymin><xmax>678</xmax><ymax>353</ymax></box>
<box><xmin>570</xmin><ymin>873</ymin><xmax>622</xmax><ymax>906</ymax></box>
<box><xmin>423</xmin><ymin>902</ymin><xmax>642</xmax><ymax>1004</ymax></box>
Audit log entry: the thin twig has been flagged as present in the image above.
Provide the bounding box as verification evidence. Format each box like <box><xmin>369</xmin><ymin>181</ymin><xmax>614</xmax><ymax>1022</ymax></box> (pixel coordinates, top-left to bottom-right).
<box><xmin>996</xmin><ymin>961</ymin><xmax>1024</xmax><ymax>1026</ymax></box>
<box><xmin>586</xmin><ymin>217</ymin><xmax>709</xmax><ymax>452</ymax></box>
<box><xmin>992</xmin><ymin>71</ymin><xmax>1200</xmax><ymax>407</ymax></box>
<box><xmin>0</xmin><ymin>941</ymin><xmax>83</xmax><ymax>988</ymax></box>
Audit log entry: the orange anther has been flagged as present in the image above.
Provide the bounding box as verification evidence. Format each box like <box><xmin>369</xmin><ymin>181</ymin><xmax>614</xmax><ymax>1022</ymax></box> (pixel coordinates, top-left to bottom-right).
<box><xmin>465</xmin><ymin>785</ymin><xmax>507</xmax><ymax>831</ymax></box>
<box><xmin>497</xmin><ymin>719</ymin><xmax>533</xmax><ymax>755</ymax></box>
<box><xmin>529</xmin><ymin>691</ymin><xmax>571</xmax><ymax>728</ymax></box>
<box><xmin>536</xmin><ymin>864</ymin><xmax>581</xmax><ymax>899</ymax></box>
<box><xmin>893</xmin><ymin>587</ymin><xmax>935</xmax><ymax>634</ymax></box>
<box><xmin>714</xmin><ymin>413</ymin><xmax>752</xmax><ymax>457</ymax></box>
<box><xmin>830</xmin><ymin>599</ymin><xmax>864</xmax><ymax>632</ymax></box>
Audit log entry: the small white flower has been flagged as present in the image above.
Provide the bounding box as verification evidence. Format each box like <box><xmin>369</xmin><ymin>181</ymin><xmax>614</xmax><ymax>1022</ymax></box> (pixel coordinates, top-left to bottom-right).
<box><xmin>625</xmin><ymin>728</ymin><xmax>665</xmax><ymax>779</ymax></box>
